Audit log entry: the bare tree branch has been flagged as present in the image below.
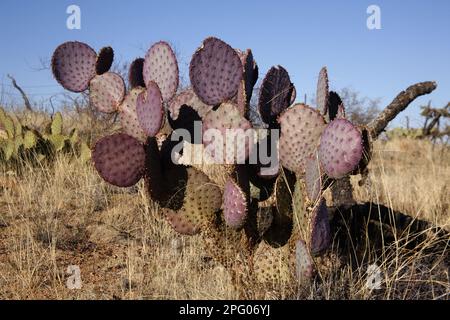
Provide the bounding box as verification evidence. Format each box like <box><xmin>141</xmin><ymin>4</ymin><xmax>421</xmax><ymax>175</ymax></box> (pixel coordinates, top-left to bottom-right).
<box><xmin>368</xmin><ymin>81</ymin><xmax>437</xmax><ymax>138</ymax></box>
<box><xmin>7</xmin><ymin>74</ymin><xmax>33</xmax><ymax>111</ymax></box>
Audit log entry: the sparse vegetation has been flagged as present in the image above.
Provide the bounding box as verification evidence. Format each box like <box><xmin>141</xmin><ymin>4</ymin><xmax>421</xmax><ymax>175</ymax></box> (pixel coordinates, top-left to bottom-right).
<box><xmin>0</xmin><ymin>37</ymin><xmax>448</xmax><ymax>300</ymax></box>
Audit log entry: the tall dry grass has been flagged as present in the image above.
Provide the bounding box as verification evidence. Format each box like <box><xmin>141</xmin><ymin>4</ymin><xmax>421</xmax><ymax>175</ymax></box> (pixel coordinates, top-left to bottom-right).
<box><xmin>0</xmin><ymin>121</ymin><xmax>448</xmax><ymax>299</ymax></box>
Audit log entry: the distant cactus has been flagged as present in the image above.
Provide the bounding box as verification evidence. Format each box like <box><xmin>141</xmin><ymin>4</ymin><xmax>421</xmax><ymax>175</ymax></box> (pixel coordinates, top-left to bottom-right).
<box><xmin>51</xmin><ymin>37</ymin><xmax>438</xmax><ymax>294</ymax></box>
<box><xmin>0</xmin><ymin>107</ymin><xmax>91</xmax><ymax>165</ymax></box>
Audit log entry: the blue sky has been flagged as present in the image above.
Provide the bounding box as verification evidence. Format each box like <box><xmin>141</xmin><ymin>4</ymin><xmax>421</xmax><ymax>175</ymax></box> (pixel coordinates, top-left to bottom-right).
<box><xmin>0</xmin><ymin>0</ymin><xmax>449</xmax><ymax>127</ymax></box>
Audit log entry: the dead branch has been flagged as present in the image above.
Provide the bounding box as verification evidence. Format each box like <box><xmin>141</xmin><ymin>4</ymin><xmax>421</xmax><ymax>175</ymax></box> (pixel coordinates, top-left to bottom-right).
<box><xmin>368</xmin><ymin>81</ymin><xmax>437</xmax><ymax>138</ymax></box>
<box><xmin>7</xmin><ymin>74</ymin><xmax>33</xmax><ymax>112</ymax></box>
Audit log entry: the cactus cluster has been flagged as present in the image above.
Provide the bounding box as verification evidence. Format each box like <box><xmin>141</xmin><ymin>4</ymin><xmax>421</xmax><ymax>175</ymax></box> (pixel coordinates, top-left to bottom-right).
<box><xmin>51</xmin><ymin>37</ymin><xmax>373</xmax><ymax>289</ymax></box>
<box><xmin>0</xmin><ymin>107</ymin><xmax>90</xmax><ymax>164</ymax></box>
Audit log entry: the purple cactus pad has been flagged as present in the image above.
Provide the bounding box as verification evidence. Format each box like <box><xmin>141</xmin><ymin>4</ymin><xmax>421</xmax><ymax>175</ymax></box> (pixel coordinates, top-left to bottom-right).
<box><xmin>92</xmin><ymin>133</ymin><xmax>145</xmax><ymax>187</ymax></box>
<box><xmin>52</xmin><ymin>41</ymin><xmax>97</xmax><ymax>92</ymax></box>
<box><xmin>136</xmin><ymin>81</ymin><xmax>164</xmax><ymax>138</ymax></box>
<box><xmin>318</xmin><ymin>118</ymin><xmax>363</xmax><ymax>179</ymax></box>
<box><xmin>223</xmin><ymin>178</ymin><xmax>248</xmax><ymax>229</ymax></box>
<box><xmin>143</xmin><ymin>41</ymin><xmax>179</xmax><ymax>103</ymax></box>
<box><xmin>89</xmin><ymin>72</ymin><xmax>125</xmax><ymax>113</ymax></box>
<box><xmin>190</xmin><ymin>37</ymin><xmax>243</xmax><ymax>106</ymax></box>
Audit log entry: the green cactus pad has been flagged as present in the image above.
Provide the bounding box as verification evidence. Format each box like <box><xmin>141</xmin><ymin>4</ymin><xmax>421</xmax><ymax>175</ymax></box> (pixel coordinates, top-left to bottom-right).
<box><xmin>253</xmin><ymin>241</ymin><xmax>293</xmax><ymax>285</ymax></box>
<box><xmin>305</xmin><ymin>154</ymin><xmax>322</xmax><ymax>203</ymax></box>
<box><xmin>256</xmin><ymin>206</ymin><xmax>273</xmax><ymax>236</ymax></box>
<box><xmin>2</xmin><ymin>140</ymin><xmax>14</xmax><ymax>161</ymax></box>
<box><xmin>95</xmin><ymin>46</ymin><xmax>114</xmax><ymax>75</ymax></box>
<box><xmin>316</xmin><ymin>67</ymin><xmax>329</xmax><ymax>115</ymax></box>
<box><xmin>310</xmin><ymin>198</ymin><xmax>331</xmax><ymax>255</ymax></box>
<box><xmin>89</xmin><ymin>72</ymin><xmax>126</xmax><ymax>113</ymax></box>
<box><xmin>51</xmin><ymin>112</ymin><xmax>63</xmax><ymax>136</ymax></box>
<box><xmin>119</xmin><ymin>87</ymin><xmax>147</xmax><ymax>142</ymax></box>
<box><xmin>258</xmin><ymin>65</ymin><xmax>294</xmax><ymax>125</ymax></box>
<box><xmin>0</xmin><ymin>113</ymin><xmax>15</xmax><ymax>139</ymax></box>
<box><xmin>128</xmin><ymin>58</ymin><xmax>146</xmax><ymax>89</ymax></box>
<box><xmin>202</xmin><ymin>102</ymin><xmax>253</xmax><ymax>163</ymax></box>
<box><xmin>165</xmin><ymin>168</ymin><xmax>222</xmax><ymax>235</ymax></box>
<box><xmin>23</xmin><ymin>130</ymin><xmax>37</xmax><ymax>149</ymax></box>
<box><xmin>92</xmin><ymin>133</ymin><xmax>145</xmax><ymax>187</ymax></box>
<box><xmin>318</xmin><ymin>118</ymin><xmax>363</xmax><ymax>179</ymax></box>
<box><xmin>51</xmin><ymin>41</ymin><xmax>97</xmax><ymax>92</ymax></box>
<box><xmin>143</xmin><ymin>41</ymin><xmax>179</xmax><ymax>102</ymax></box>
<box><xmin>223</xmin><ymin>177</ymin><xmax>248</xmax><ymax>229</ymax></box>
<box><xmin>278</xmin><ymin>104</ymin><xmax>326</xmax><ymax>174</ymax></box>
<box><xmin>202</xmin><ymin>219</ymin><xmax>244</xmax><ymax>268</ymax></box>
<box><xmin>292</xmin><ymin>179</ymin><xmax>310</xmax><ymax>241</ymax></box>
<box><xmin>168</xmin><ymin>88</ymin><xmax>212</xmax><ymax>120</ymax></box>
<box><xmin>47</xmin><ymin>134</ymin><xmax>66</xmax><ymax>152</ymax></box>
<box><xmin>190</xmin><ymin>37</ymin><xmax>243</xmax><ymax>106</ymax></box>
<box><xmin>136</xmin><ymin>81</ymin><xmax>164</xmax><ymax>137</ymax></box>
<box><xmin>295</xmin><ymin>240</ymin><xmax>314</xmax><ymax>283</ymax></box>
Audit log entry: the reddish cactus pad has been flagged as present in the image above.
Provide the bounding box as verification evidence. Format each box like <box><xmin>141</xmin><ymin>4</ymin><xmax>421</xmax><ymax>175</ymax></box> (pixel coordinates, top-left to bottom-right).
<box><xmin>318</xmin><ymin>118</ymin><xmax>363</xmax><ymax>179</ymax></box>
<box><xmin>89</xmin><ymin>72</ymin><xmax>125</xmax><ymax>113</ymax></box>
<box><xmin>119</xmin><ymin>87</ymin><xmax>147</xmax><ymax>142</ymax></box>
<box><xmin>278</xmin><ymin>104</ymin><xmax>326</xmax><ymax>174</ymax></box>
<box><xmin>92</xmin><ymin>133</ymin><xmax>145</xmax><ymax>187</ymax></box>
<box><xmin>310</xmin><ymin>199</ymin><xmax>331</xmax><ymax>255</ymax></box>
<box><xmin>136</xmin><ymin>81</ymin><xmax>164</xmax><ymax>137</ymax></box>
<box><xmin>223</xmin><ymin>178</ymin><xmax>248</xmax><ymax>229</ymax></box>
<box><xmin>52</xmin><ymin>41</ymin><xmax>97</xmax><ymax>92</ymax></box>
<box><xmin>190</xmin><ymin>37</ymin><xmax>243</xmax><ymax>106</ymax></box>
<box><xmin>316</xmin><ymin>67</ymin><xmax>329</xmax><ymax>115</ymax></box>
<box><xmin>143</xmin><ymin>41</ymin><xmax>179</xmax><ymax>102</ymax></box>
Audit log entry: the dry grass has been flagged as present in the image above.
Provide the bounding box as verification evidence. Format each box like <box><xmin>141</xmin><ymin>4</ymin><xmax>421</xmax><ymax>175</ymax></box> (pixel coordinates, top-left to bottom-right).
<box><xmin>0</xmin><ymin>131</ymin><xmax>448</xmax><ymax>299</ymax></box>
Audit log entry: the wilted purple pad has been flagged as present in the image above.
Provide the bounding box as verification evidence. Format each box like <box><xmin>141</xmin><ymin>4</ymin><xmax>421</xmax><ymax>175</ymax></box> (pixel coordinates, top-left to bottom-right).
<box><xmin>136</xmin><ymin>81</ymin><xmax>164</xmax><ymax>137</ymax></box>
<box><xmin>129</xmin><ymin>58</ymin><xmax>146</xmax><ymax>89</ymax></box>
<box><xmin>310</xmin><ymin>199</ymin><xmax>331</xmax><ymax>255</ymax></box>
<box><xmin>143</xmin><ymin>41</ymin><xmax>179</xmax><ymax>102</ymax></box>
<box><xmin>96</xmin><ymin>46</ymin><xmax>114</xmax><ymax>75</ymax></box>
<box><xmin>223</xmin><ymin>178</ymin><xmax>248</xmax><ymax>229</ymax></box>
<box><xmin>258</xmin><ymin>65</ymin><xmax>294</xmax><ymax>125</ymax></box>
<box><xmin>52</xmin><ymin>41</ymin><xmax>97</xmax><ymax>92</ymax></box>
<box><xmin>319</xmin><ymin>119</ymin><xmax>363</xmax><ymax>179</ymax></box>
<box><xmin>305</xmin><ymin>155</ymin><xmax>322</xmax><ymax>203</ymax></box>
<box><xmin>92</xmin><ymin>133</ymin><xmax>145</xmax><ymax>187</ymax></box>
<box><xmin>190</xmin><ymin>37</ymin><xmax>243</xmax><ymax>106</ymax></box>
<box><xmin>278</xmin><ymin>104</ymin><xmax>326</xmax><ymax>174</ymax></box>
<box><xmin>89</xmin><ymin>72</ymin><xmax>125</xmax><ymax>113</ymax></box>
<box><xmin>316</xmin><ymin>67</ymin><xmax>329</xmax><ymax>115</ymax></box>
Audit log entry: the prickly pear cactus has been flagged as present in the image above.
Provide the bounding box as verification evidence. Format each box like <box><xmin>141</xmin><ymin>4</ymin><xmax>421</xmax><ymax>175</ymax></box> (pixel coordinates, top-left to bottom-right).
<box><xmin>0</xmin><ymin>107</ymin><xmax>90</xmax><ymax>165</ymax></box>
<box><xmin>52</xmin><ymin>36</ymin><xmax>425</xmax><ymax>294</ymax></box>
